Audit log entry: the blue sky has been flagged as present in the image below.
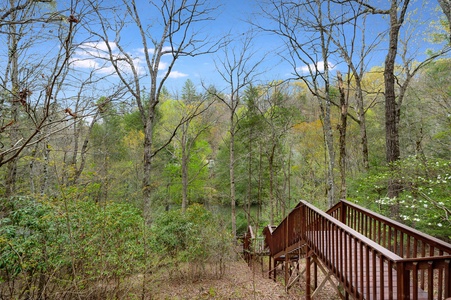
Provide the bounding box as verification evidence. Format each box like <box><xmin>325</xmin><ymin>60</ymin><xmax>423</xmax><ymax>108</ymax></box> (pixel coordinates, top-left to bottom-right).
<box><xmin>68</xmin><ymin>0</ymin><xmax>448</xmax><ymax>96</ymax></box>
<box><xmin>68</xmin><ymin>0</ymin><xmax>292</xmax><ymax>94</ymax></box>
<box><xmin>159</xmin><ymin>0</ymin><xmax>448</xmax><ymax>93</ymax></box>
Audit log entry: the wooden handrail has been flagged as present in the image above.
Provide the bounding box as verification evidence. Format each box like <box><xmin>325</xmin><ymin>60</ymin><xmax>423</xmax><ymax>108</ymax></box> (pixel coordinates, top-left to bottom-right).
<box><xmin>328</xmin><ymin>199</ymin><xmax>451</xmax><ymax>257</ymax></box>
<box><xmin>301</xmin><ymin>200</ymin><xmax>402</xmax><ymax>261</ymax></box>
<box><xmin>269</xmin><ymin>205</ymin><xmax>304</xmax><ymax>258</ymax></box>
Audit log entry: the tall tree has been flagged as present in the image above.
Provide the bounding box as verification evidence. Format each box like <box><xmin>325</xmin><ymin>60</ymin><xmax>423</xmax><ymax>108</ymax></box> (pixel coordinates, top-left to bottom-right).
<box><xmin>88</xmin><ymin>0</ymin><xmax>219</xmax><ymax>221</ymax></box>
<box><xmin>158</xmin><ymin>80</ymin><xmax>214</xmax><ymax>212</ymax></box>
<box><xmin>261</xmin><ymin>82</ymin><xmax>298</xmax><ymax>220</ymax></box>
<box><xmin>359</xmin><ymin>0</ymin><xmax>450</xmax><ymax>198</ymax></box>
<box><xmin>0</xmin><ymin>0</ymin><xmax>82</xmax><ymax>196</ymax></box>
<box><xmin>259</xmin><ymin>0</ymin><xmax>337</xmax><ymax>207</ymax></box>
<box><xmin>213</xmin><ymin>33</ymin><xmax>264</xmax><ymax>240</ymax></box>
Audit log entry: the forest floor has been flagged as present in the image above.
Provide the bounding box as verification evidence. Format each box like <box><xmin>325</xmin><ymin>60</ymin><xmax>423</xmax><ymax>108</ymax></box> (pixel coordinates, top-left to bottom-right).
<box><xmin>147</xmin><ymin>255</ymin><xmax>340</xmax><ymax>299</ymax></box>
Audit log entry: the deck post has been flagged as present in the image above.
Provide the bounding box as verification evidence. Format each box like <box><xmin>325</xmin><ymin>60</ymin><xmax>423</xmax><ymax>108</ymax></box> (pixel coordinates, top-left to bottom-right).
<box><xmin>306</xmin><ymin>254</ymin><xmax>311</xmax><ymax>300</ymax></box>
<box><xmin>269</xmin><ymin>256</ymin><xmax>272</xmax><ymax>279</ymax></box>
<box><xmin>313</xmin><ymin>260</ymin><xmax>317</xmax><ymax>290</ymax></box>
<box><xmin>397</xmin><ymin>261</ymin><xmax>410</xmax><ymax>300</ymax></box>
<box><xmin>445</xmin><ymin>259</ymin><xmax>451</xmax><ymax>298</ymax></box>
<box><xmin>285</xmin><ymin>213</ymin><xmax>289</xmax><ymax>286</ymax></box>
<box><xmin>340</xmin><ymin>201</ymin><xmax>347</xmax><ymax>225</ymax></box>
<box><xmin>274</xmin><ymin>258</ymin><xmax>277</xmax><ymax>282</ymax></box>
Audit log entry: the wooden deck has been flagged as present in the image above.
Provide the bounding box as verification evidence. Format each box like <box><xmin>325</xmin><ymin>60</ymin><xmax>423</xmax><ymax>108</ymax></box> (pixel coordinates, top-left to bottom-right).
<box><xmin>246</xmin><ymin>200</ymin><xmax>451</xmax><ymax>300</ymax></box>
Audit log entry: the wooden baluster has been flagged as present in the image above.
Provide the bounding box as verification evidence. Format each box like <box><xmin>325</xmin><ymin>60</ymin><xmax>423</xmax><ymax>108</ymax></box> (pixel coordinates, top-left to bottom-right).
<box><xmin>407</xmin><ymin>236</ymin><xmax>411</xmax><ymax>258</ymax></box>
<box><xmin>400</xmin><ymin>232</ymin><xmax>404</xmax><ymax>257</ymax></box>
<box><xmin>388</xmin><ymin>260</ymin><xmax>394</xmax><ymax>300</ymax></box>
<box><xmin>379</xmin><ymin>254</ymin><xmax>384</xmax><ymax>300</ymax></box>
<box><xmin>372</xmin><ymin>250</ymin><xmax>377</xmax><ymax>299</ymax></box>
<box><xmin>353</xmin><ymin>238</ymin><xmax>358</xmax><ymax>296</ymax></box>
<box><xmin>439</xmin><ymin>250</ymin><xmax>444</xmax><ymax>300</ymax></box>
<box><xmin>340</xmin><ymin>229</ymin><xmax>344</xmax><ymax>283</ymax></box>
<box><xmin>377</xmin><ymin>221</ymin><xmax>382</xmax><ymax>245</ymax></box>
<box><xmin>412</xmin><ymin>262</ymin><xmax>419</xmax><ymax>300</ymax></box>
<box><xmin>393</xmin><ymin>229</ymin><xmax>399</xmax><ymax>255</ymax></box>
<box><xmin>387</xmin><ymin>225</ymin><xmax>392</xmax><ymax>252</ymax></box>
<box><xmin>427</xmin><ymin>262</ymin><xmax>433</xmax><ymax>300</ymax></box>
<box><xmin>421</xmin><ymin>242</ymin><xmax>426</xmax><ymax>290</ymax></box>
<box><xmin>359</xmin><ymin>240</ymin><xmax>364</xmax><ymax>299</ymax></box>
<box><xmin>444</xmin><ymin>259</ymin><xmax>450</xmax><ymax>298</ymax></box>
<box><xmin>413</xmin><ymin>238</ymin><xmax>418</xmax><ymax>259</ymax></box>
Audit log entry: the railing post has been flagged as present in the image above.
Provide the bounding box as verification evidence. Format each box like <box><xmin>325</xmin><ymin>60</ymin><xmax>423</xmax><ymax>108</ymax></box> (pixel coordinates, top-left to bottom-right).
<box><xmin>268</xmin><ymin>255</ymin><xmax>272</xmax><ymax>280</ymax></box>
<box><xmin>340</xmin><ymin>201</ymin><xmax>347</xmax><ymax>226</ymax></box>
<box><xmin>300</xmin><ymin>203</ymin><xmax>306</xmax><ymax>240</ymax></box>
<box><xmin>445</xmin><ymin>259</ymin><xmax>451</xmax><ymax>298</ymax></box>
<box><xmin>397</xmin><ymin>261</ymin><xmax>410</xmax><ymax>300</ymax></box>
<box><xmin>285</xmin><ymin>214</ymin><xmax>289</xmax><ymax>286</ymax></box>
<box><xmin>306</xmin><ymin>253</ymin><xmax>311</xmax><ymax>300</ymax></box>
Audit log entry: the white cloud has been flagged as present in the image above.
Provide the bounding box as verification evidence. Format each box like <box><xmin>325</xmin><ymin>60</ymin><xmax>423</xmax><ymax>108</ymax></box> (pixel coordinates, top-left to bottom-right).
<box><xmin>167</xmin><ymin>70</ymin><xmax>188</xmax><ymax>79</ymax></box>
<box><xmin>71</xmin><ymin>58</ymin><xmax>99</xmax><ymax>69</ymax></box>
<box><xmin>80</xmin><ymin>41</ymin><xmax>118</xmax><ymax>53</ymax></box>
<box><xmin>72</xmin><ymin>41</ymin><xmax>184</xmax><ymax>78</ymax></box>
<box><xmin>298</xmin><ymin>61</ymin><xmax>335</xmax><ymax>74</ymax></box>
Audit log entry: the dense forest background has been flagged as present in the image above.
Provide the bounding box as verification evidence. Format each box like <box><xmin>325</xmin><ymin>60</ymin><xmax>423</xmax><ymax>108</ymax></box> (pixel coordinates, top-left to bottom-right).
<box><xmin>1</xmin><ymin>0</ymin><xmax>451</xmax><ymax>298</ymax></box>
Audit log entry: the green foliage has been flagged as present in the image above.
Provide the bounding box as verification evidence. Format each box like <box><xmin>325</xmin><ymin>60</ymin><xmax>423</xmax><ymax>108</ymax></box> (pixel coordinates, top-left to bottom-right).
<box><xmin>123</xmin><ymin>110</ymin><xmax>144</xmax><ymax>132</ymax></box>
<box><xmin>150</xmin><ymin>204</ymin><xmax>233</xmax><ymax>276</ymax></box>
<box><xmin>0</xmin><ymin>196</ymin><xmax>65</xmax><ymax>281</ymax></box>
<box><xmin>0</xmin><ymin>196</ymin><xmax>146</xmax><ymax>297</ymax></box>
<box><xmin>348</xmin><ymin>156</ymin><xmax>451</xmax><ymax>241</ymax></box>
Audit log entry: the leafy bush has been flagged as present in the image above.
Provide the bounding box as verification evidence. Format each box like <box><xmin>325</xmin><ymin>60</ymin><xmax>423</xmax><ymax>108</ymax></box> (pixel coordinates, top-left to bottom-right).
<box><xmin>348</xmin><ymin>156</ymin><xmax>451</xmax><ymax>241</ymax></box>
<box><xmin>0</xmin><ymin>196</ymin><xmax>146</xmax><ymax>299</ymax></box>
<box><xmin>0</xmin><ymin>196</ymin><xmax>66</xmax><ymax>294</ymax></box>
<box><xmin>150</xmin><ymin>204</ymin><xmax>234</xmax><ymax>279</ymax></box>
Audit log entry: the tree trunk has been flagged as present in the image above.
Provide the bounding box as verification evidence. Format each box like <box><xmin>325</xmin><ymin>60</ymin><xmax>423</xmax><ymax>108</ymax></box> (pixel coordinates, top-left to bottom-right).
<box><xmin>143</xmin><ymin>116</ymin><xmax>155</xmax><ymax>222</ymax></box>
<box><xmin>229</xmin><ymin>127</ymin><xmax>237</xmax><ymax>241</ymax></box>
<box><xmin>384</xmin><ymin>0</ymin><xmax>409</xmax><ymax>199</ymax></box>
<box><xmin>355</xmin><ymin>83</ymin><xmax>370</xmax><ymax>170</ymax></box>
<box><xmin>337</xmin><ymin>71</ymin><xmax>348</xmax><ymax>200</ymax></box>
<box><xmin>5</xmin><ymin>7</ymin><xmax>19</xmax><ymax>198</ymax></box>
<box><xmin>319</xmin><ymin>14</ymin><xmax>335</xmax><ymax>208</ymax></box>
<box><xmin>269</xmin><ymin>148</ymin><xmax>275</xmax><ymax>223</ymax></box>
<box><xmin>181</xmin><ymin>123</ymin><xmax>189</xmax><ymax>213</ymax></box>
<box><xmin>437</xmin><ymin>0</ymin><xmax>451</xmax><ymax>41</ymax></box>
<box><xmin>246</xmin><ymin>128</ymin><xmax>253</xmax><ymax>225</ymax></box>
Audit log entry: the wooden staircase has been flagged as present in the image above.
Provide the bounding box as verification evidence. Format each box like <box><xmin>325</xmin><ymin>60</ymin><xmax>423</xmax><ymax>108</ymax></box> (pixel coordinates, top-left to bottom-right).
<box><xmin>245</xmin><ymin>200</ymin><xmax>451</xmax><ymax>300</ymax></box>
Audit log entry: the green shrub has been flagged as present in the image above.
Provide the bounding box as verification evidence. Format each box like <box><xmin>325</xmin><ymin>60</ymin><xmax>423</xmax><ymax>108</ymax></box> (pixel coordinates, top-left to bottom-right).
<box><xmin>150</xmin><ymin>204</ymin><xmax>234</xmax><ymax>279</ymax></box>
<box><xmin>0</xmin><ymin>196</ymin><xmax>146</xmax><ymax>298</ymax></box>
<box><xmin>348</xmin><ymin>157</ymin><xmax>451</xmax><ymax>241</ymax></box>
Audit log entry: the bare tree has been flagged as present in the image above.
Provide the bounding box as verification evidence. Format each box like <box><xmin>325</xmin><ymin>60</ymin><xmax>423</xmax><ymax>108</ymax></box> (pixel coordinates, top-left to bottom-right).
<box><xmin>356</xmin><ymin>0</ymin><xmax>450</xmax><ymax>199</ymax></box>
<box><xmin>213</xmin><ymin>33</ymin><xmax>264</xmax><ymax>240</ymax></box>
<box><xmin>87</xmin><ymin>0</ymin><xmax>220</xmax><ymax>220</ymax></box>
<box><xmin>0</xmin><ymin>0</ymin><xmax>84</xmax><ymax>196</ymax></box>
<box><xmin>259</xmin><ymin>0</ymin><xmax>337</xmax><ymax>207</ymax></box>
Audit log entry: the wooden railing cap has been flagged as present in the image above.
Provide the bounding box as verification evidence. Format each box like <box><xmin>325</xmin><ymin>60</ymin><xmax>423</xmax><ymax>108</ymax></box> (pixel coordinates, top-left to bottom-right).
<box><xmin>340</xmin><ymin>199</ymin><xmax>451</xmax><ymax>253</ymax></box>
<box><xmin>300</xmin><ymin>200</ymin><xmax>403</xmax><ymax>262</ymax></box>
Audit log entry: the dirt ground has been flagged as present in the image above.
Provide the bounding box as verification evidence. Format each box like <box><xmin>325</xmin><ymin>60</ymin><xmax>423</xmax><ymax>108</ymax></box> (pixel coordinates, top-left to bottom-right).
<box><xmin>148</xmin><ymin>255</ymin><xmax>340</xmax><ymax>299</ymax></box>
